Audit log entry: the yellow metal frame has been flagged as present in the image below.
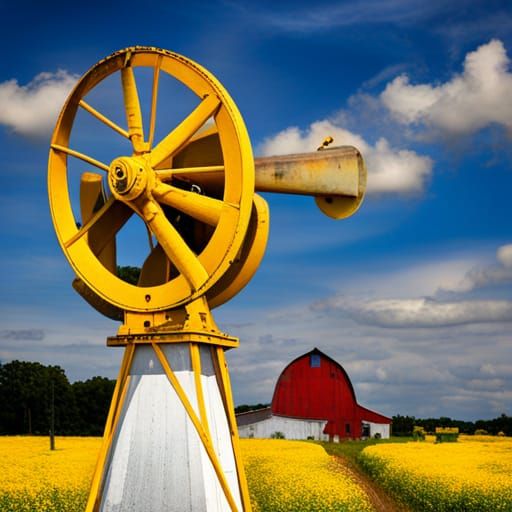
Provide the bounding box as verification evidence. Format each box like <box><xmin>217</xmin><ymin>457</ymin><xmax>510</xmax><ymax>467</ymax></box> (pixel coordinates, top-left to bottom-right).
<box><xmin>86</xmin><ymin>339</ymin><xmax>251</xmax><ymax>512</ymax></box>
<box><xmin>47</xmin><ymin>46</ymin><xmax>368</xmax><ymax>512</ymax></box>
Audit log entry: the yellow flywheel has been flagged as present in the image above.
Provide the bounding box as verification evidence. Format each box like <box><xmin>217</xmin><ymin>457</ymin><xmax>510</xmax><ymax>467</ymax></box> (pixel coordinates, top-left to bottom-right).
<box><xmin>48</xmin><ymin>47</ymin><xmax>255</xmax><ymax>312</ymax></box>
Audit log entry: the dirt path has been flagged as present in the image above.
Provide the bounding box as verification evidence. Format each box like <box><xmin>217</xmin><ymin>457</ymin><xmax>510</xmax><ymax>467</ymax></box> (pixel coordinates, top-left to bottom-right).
<box><xmin>333</xmin><ymin>454</ymin><xmax>410</xmax><ymax>512</ymax></box>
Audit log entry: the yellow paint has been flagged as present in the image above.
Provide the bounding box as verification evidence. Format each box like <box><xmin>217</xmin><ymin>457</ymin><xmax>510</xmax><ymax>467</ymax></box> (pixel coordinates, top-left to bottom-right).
<box><xmin>120</xmin><ymin>65</ymin><xmax>147</xmax><ymax>154</ymax></box>
<box><xmin>208</xmin><ymin>194</ymin><xmax>269</xmax><ymax>309</ymax></box>
<box><xmin>216</xmin><ymin>347</ymin><xmax>253</xmax><ymax>511</ymax></box>
<box><xmin>190</xmin><ymin>342</ymin><xmax>211</xmax><ymax>436</ymax></box>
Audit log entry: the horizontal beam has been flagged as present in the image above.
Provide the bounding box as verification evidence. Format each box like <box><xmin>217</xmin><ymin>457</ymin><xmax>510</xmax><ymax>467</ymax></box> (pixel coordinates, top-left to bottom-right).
<box><xmin>254</xmin><ymin>146</ymin><xmax>363</xmax><ymax>197</ymax></box>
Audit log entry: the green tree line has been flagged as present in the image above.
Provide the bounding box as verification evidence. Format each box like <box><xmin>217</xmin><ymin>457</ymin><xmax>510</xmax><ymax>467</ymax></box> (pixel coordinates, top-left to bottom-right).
<box><xmin>0</xmin><ymin>360</ymin><xmax>115</xmax><ymax>435</ymax></box>
<box><xmin>234</xmin><ymin>403</ymin><xmax>270</xmax><ymax>414</ymax></box>
<box><xmin>392</xmin><ymin>413</ymin><xmax>512</xmax><ymax>435</ymax></box>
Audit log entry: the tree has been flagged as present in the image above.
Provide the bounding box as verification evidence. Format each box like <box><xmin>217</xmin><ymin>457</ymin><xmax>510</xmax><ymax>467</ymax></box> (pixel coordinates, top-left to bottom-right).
<box><xmin>235</xmin><ymin>403</ymin><xmax>270</xmax><ymax>414</ymax></box>
<box><xmin>117</xmin><ymin>266</ymin><xmax>140</xmax><ymax>285</ymax></box>
<box><xmin>391</xmin><ymin>414</ymin><xmax>415</xmax><ymax>435</ymax></box>
<box><xmin>0</xmin><ymin>361</ymin><xmax>77</xmax><ymax>435</ymax></box>
<box><xmin>72</xmin><ymin>377</ymin><xmax>115</xmax><ymax>435</ymax></box>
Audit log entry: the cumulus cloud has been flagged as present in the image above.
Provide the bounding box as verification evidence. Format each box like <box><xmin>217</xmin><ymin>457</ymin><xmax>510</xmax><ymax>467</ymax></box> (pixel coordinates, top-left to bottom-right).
<box><xmin>381</xmin><ymin>39</ymin><xmax>512</xmax><ymax>136</ymax></box>
<box><xmin>258</xmin><ymin>120</ymin><xmax>433</xmax><ymax>195</ymax></box>
<box><xmin>257</xmin><ymin>40</ymin><xmax>512</xmax><ymax>197</ymax></box>
<box><xmin>440</xmin><ymin>243</ymin><xmax>512</xmax><ymax>293</ymax></box>
<box><xmin>0</xmin><ymin>70</ymin><xmax>77</xmax><ymax>138</ymax></box>
<box><xmin>314</xmin><ymin>296</ymin><xmax>512</xmax><ymax>328</ymax></box>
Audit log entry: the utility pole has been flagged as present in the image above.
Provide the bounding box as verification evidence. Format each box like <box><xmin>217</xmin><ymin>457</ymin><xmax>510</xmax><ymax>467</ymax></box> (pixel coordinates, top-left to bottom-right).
<box><xmin>50</xmin><ymin>379</ymin><xmax>55</xmax><ymax>451</ymax></box>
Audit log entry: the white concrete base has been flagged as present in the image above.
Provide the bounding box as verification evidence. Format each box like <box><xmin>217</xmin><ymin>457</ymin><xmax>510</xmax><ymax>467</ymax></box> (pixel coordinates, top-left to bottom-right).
<box><xmin>100</xmin><ymin>344</ymin><xmax>242</xmax><ymax>512</ymax></box>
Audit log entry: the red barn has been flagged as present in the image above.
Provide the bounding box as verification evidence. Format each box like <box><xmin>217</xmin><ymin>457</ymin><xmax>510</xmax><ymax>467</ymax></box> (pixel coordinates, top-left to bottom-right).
<box><xmin>237</xmin><ymin>348</ymin><xmax>391</xmax><ymax>441</ymax></box>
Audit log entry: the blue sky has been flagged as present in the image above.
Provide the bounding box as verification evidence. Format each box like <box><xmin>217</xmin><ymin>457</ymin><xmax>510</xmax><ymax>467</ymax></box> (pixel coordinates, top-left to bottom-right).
<box><xmin>1</xmin><ymin>0</ymin><xmax>512</xmax><ymax>421</ymax></box>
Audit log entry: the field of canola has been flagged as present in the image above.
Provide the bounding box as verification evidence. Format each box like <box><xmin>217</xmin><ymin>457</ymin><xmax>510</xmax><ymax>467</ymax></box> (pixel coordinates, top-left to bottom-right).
<box><xmin>2</xmin><ymin>435</ymin><xmax>512</xmax><ymax>511</ymax></box>
<box><xmin>0</xmin><ymin>436</ymin><xmax>371</xmax><ymax>512</ymax></box>
<box><xmin>242</xmin><ymin>439</ymin><xmax>372</xmax><ymax>511</ymax></box>
<box><xmin>359</xmin><ymin>434</ymin><xmax>512</xmax><ymax>512</ymax></box>
<box><xmin>0</xmin><ymin>437</ymin><xmax>100</xmax><ymax>512</ymax></box>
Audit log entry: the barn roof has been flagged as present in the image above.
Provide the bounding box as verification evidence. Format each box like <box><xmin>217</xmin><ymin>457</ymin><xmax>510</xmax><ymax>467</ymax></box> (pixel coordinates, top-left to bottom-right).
<box><xmin>358</xmin><ymin>404</ymin><xmax>392</xmax><ymax>423</ymax></box>
<box><xmin>272</xmin><ymin>347</ymin><xmax>357</xmax><ymax>404</ymax></box>
<box><xmin>271</xmin><ymin>347</ymin><xmax>392</xmax><ymax>426</ymax></box>
<box><xmin>236</xmin><ymin>407</ymin><xmax>272</xmax><ymax>426</ymax></box>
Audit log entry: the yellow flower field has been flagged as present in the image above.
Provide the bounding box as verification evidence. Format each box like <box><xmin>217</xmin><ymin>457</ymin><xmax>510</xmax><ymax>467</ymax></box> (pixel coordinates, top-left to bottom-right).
<box><xmin>0</xmin><ymin>436</ymin><xmax>372</xmax><ymax>512</ymax></box>
<box><xmin>242</xmin><ymin>439</ymin><xmax>373</xmax><ymax>511</ymax></box>
<box><xmin>0</xmin><ymin>436</ymin><xmax>101</xmax><ymax>511</ymax></box>
<box><xmin>359</xmin><ymin>435</ymin><xmax>512</xmax><ymax>511</ymax></box>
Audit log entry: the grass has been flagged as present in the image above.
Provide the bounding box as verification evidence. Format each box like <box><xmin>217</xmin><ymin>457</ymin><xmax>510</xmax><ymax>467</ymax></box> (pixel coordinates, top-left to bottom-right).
<box><xmin>319</xmin><ymin>436</ymin><xmax>413</xmax><ymax>464</ymax></box>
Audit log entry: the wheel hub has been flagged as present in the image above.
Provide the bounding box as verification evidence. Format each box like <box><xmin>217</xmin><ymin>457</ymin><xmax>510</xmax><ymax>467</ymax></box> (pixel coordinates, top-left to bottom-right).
<box><xmin>109</xmin><ymin>156</ymin><xmax>149</xmax><ymax>201</ymax></box>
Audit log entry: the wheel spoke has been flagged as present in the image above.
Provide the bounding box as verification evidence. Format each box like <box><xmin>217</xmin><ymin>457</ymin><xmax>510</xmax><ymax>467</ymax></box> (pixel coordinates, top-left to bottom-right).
<box><xmin>121</xmin><ymin>66</ymin><xmax>146</xmax><ymax>153</ymax></box>
<box><xmin>155</xmin><ymin>165</ymin><xmax>224</xmax><ymax>181</ymax></box>
<box><xmin>64</xmin><ymin>196</ymin><xmax>117</xmax><ymax>248</ymax></box>
<box><xmin>51</xmin><ymin>144</ymin><xmax>109</xmax><ymax>172</ymax></box>
<box><xmin>148</xmin><ymin>56</ymin><xmax>162</xmax><ymax>149</ymax></box>
<box><xmin>153</xmin><ymin>181</ymin><xmax>225</xmax><ymax>227</ymax></box>
<box><xmin>79</xmin><ymin>100</ymin><xmax>130</xmax><ymax>139</ymax></box>
<box><xmin>150</xmin><ymin>94</ymin><xmax>221</xmax><ymax>168</ymax></box>
<box><xmin>140</xmin><ymin>200</ymin><xmax>208</xmax><ymax>290</ymax></box>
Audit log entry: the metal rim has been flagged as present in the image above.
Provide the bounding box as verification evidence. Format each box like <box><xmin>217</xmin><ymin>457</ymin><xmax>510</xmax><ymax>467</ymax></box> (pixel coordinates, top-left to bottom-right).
<box><xmin>48</xmin><ymin>47</ymin><xmax>254</xmax><ymax>312</ymax></box>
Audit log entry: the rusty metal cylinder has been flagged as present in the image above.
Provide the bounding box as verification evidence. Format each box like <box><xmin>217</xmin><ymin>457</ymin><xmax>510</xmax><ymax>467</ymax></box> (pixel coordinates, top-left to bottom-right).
<box><xmin>255</xmin><ymin>146</ymin><xmax>366</xmax><ymax>219</ymax></box>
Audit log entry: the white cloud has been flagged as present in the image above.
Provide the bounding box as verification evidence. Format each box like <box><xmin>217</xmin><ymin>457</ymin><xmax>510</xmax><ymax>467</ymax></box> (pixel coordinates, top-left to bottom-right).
<box><xmin>315</xmin><ymin>296</ymin><xmax>512</xmax><ymax>328</ymax></box>
<box><xmin>257</xmin><ymin>40</ymin><xmax>512</xmax><ymax>198</ymax></box>
<box><xmin>0</xmin><ymin>70</ymin><xmax>77</xmax><ymax>138</ymax></box>
<box><xmin>258</xmin><ymin>120</ymin><xmax>432</xmax><ymax>195</ymax></box>
<box><xmin>340</xmin><ymin>256</ymin><xmax>478</xmax><ymax>299</ymax></box>
<box><xmin>497</xmin><ymin>244</ymin><xmax>512</xmax><ymax>268</ymax></box>
<box><xmin>381</xmin><ymin>39</ymin><xmax>512</xmax><ymax>136</ymax></box>
<box><xmin>440</xmin><ymin>243</ymin><xmax>512</xmax><ymax>293</ymax></box>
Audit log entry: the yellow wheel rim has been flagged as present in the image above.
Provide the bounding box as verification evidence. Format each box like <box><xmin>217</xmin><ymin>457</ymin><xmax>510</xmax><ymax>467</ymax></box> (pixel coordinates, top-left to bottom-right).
<box><xmin>48</xmin><ymin>47</ymin><xmax>254</xmax><ymax>312</ymax></box>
